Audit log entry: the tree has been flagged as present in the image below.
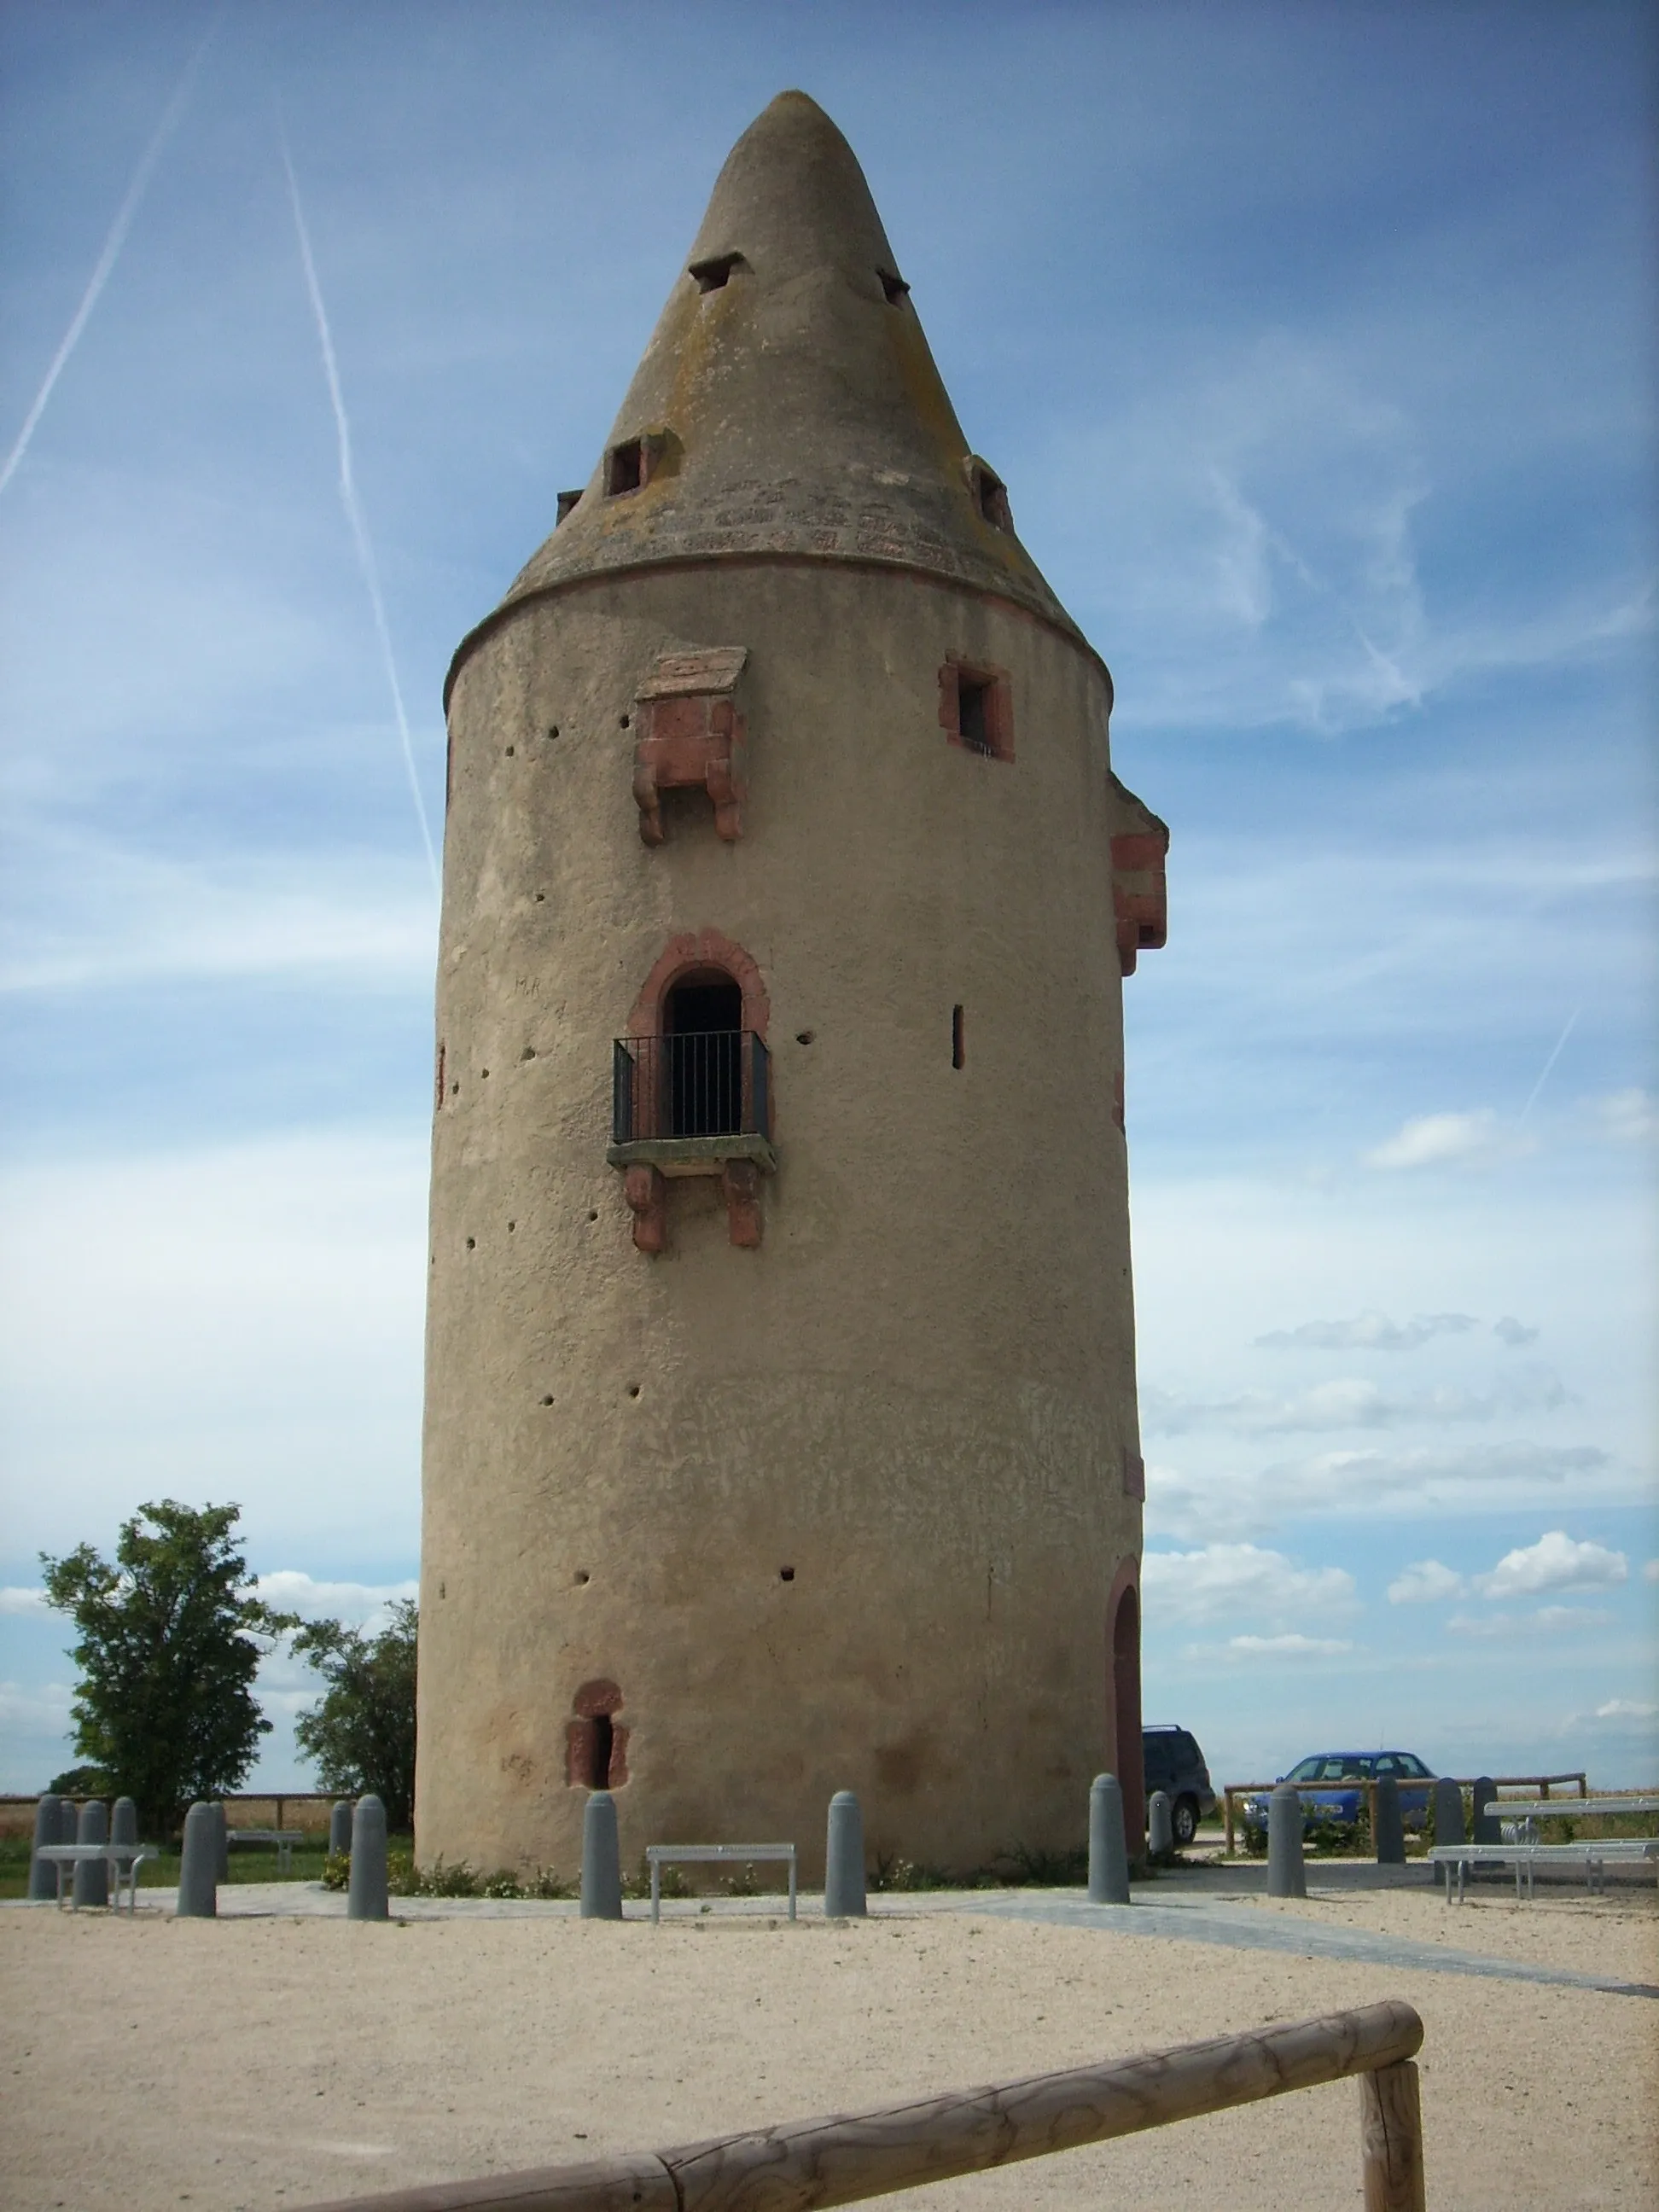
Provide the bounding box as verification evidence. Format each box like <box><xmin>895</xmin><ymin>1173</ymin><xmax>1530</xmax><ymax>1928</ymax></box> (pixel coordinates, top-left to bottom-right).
<box><xmin>293</xmin><ymin>1600</ymin><xmax>418</xmax><ymax>1832</ymax></box>
<box><xmin>40</xmin><ymin>1499</ymin><xmax>297</xmax><ymax>1838</ymax></box>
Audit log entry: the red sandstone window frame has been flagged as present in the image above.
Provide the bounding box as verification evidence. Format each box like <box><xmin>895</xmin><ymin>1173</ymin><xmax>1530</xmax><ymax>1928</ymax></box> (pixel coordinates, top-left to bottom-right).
<box><xmin>938</xmin><ymin>658</ymin><xmax>1015</xmax><ymax>764</ymax></box>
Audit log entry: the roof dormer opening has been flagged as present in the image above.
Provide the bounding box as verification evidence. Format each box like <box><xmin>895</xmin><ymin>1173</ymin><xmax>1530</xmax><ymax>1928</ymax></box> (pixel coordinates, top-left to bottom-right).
<box><xmin>877</xmin><ymin>267</ymin><xmax>910</xmax><ymax>305</ymax></box>
<box><xmin>556</xmin><ymin>490</ymin><xmax>584</xmax><ymax>525</ymax></box>
<box><xmin>689</xmin><ymin>252</ymin><xmax>746</xmax><ymax>293</ymax></box>
<box><xmin>967</xmin><ymin>457</ymin><xmax>1013</xmax><ymax>532</ymax></box>
<box><xmin>606</xmin><ymin>440</ymin><xmax>644</xmax><ymax>496</ymax></box>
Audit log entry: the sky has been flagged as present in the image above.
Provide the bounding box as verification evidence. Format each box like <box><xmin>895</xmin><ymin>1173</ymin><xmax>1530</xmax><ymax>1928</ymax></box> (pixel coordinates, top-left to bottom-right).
<box><xmin>0</xmin><ymin>1</ymin><xmax>1654</xmax><ymax>1801</ymax></box>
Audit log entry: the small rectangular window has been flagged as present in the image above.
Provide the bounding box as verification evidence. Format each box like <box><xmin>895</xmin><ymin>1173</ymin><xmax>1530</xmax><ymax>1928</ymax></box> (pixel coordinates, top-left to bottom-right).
<box><xmin>606</xmin><ymin>440</ymin><xmax>643</xmax><ymax>496</ymax></box>
<box><xmin>952</xmin><ymin>1004</ymin><xmax>964</xmax><ymax>1069</ymax></box>
<box><xmin>939</xmin><ymin>660</ymin><xmax>1014</xmax><ymax>763</ymax></box>
<box><xmin>958</xmin><ymin>674</ymin><xmax>992</xmax><ymax>754</ymax></box>
<box><xmin>556</xmin><ymin>489</ymin><xmax>584</xmax><ymax>524</ymax></box>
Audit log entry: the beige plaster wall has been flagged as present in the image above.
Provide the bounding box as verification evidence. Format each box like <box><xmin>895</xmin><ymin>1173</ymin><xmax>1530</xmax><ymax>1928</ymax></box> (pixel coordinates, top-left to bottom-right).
<box><xmin>417</xmin><ymin>560</ymin><xmax>1144</xmax><ymax>1881</ymax></box>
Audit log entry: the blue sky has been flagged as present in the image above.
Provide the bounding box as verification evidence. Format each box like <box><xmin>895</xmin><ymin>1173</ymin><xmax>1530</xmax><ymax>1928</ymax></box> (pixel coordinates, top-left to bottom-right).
<box><xmin>1</xmin><ymin>2</ymin><xmax>1654</xmax><ymax>1798</ymax></box>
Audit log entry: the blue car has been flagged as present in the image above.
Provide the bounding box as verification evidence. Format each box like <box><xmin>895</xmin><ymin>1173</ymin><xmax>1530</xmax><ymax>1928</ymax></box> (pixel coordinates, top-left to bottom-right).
<box><xmin>1243</xmin><ymin>1750</ymin><xmax>1435</xmax><ymax>1837</ymax></box>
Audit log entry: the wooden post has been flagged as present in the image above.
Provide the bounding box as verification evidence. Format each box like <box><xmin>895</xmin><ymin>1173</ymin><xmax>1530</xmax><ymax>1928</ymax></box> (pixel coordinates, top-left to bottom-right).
<box><xmin>1225</xmin><ymin>1789</ymin><xmax>1236</xmax><ymax>1854</ymax></box>
<box><xmin>1360</xmin><ymin>2058</ymin><xmax>1425</xmax><ymax>2212</ymax></box>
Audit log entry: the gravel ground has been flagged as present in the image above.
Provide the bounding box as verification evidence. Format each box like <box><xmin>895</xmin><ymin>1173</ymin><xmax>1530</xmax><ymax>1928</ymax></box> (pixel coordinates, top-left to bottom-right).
<box><xmin>3</xmin><ymin>1884</ymin><xmax>1655</xmax><ymax>2212</ymax></box>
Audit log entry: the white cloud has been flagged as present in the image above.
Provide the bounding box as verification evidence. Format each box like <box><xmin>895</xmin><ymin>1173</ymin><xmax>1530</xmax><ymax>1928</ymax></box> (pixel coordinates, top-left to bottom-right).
<box><xmin>1254</xmin><ymin>1311</ymin><xmax>1477</xmax><ymax>1352</ymax></box>
<box><xmin>1476</xmin><ymin>1531</ymin><xmax>1627</xmax><ymax>1599</ymax></box>
<box><xmin>1388</xmin><ymin>1559</ymin><xmax>1466</xmax><ymax>1604</ymax></box>
<box><xmin>1228</xmin><ymin>1633</ymin><xmax>1353</xmax><ymax>1657</ymax></box>
<box><xmin>1144</xmin><ymin>1365</ymin><xmax>1569</xmax><ymax>1437</ymax></box>
<box><xmin>1447</xmin><ymin>1606</ymin><xmax>1614</xmax><ymax>1639</ymax></box>
<box><xmin>253</xmin><ymin>1571</ymin><xmax>418</xmax><ymax>1627</ymax></box>
<box><xmin>1595</xmin><ymin>1699</ymin><xmax>1657</xmax><ymax>1721</ymax></box>
<box><xmin>0</xmin><ymin>1679</ymin><xmax>73</xmax><ymax>1733</ymax></box>
<box><xmin>1493</xmin><ymin>1315</ymin><xmax>1539</xmax><ymax>1347</ymax></box>
<box><xmin>1140</xmin><ymin>1543</ymin><xmax>1356</xmax><ymax>1627</ymax></box>
<box><xmin>1362</xmin><ymin>1109</ymin><xmax>1527</xmax><ymax>1172</ymax></box>
<box><xmin>0</xmin><ymin>1586</ymin><xmax>51</xmax><ymax>1617</ymax></box>
<box><xmin>1145</xmin><ymin>1440</ymin><xmax>1615</xmax><ymax>1544</ymax></box>
<box><xmin>1644</xmin><ymin>1560</ymin><xmax>1659</xmax><ymax>1585</ymax></box>
<box><xmin>1588</xmin><ymin>1089</ymin><xmax>1658</xmax><ymax>1145</ymax></box>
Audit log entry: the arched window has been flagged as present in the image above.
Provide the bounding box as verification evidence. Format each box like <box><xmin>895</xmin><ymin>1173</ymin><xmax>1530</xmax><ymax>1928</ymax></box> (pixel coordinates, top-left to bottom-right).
<box><xmin>1109</xmin><ymin>1571</ymin><xmax>1144</xmax><ymax>1852</ymax></box>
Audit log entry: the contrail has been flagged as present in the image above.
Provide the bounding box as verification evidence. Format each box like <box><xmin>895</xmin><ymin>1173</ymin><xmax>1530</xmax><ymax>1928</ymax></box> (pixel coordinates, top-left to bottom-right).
<box><xmin>1519</xmin><ymin>1004</ymin><xmax>1580</xmax><ymax>1123</ymax></box>
<box><xmin>0</xmin><ymin>11</ymin><xmax>222</xmax><ymax>500</ymax></box>
<box><xmin>280</xmin><ymin>131</ymin><xmax>440</xmax><ymax>892</ymax></box>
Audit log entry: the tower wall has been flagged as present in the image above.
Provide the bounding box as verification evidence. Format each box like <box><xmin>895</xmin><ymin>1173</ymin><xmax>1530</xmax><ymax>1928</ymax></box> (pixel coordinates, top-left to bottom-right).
<box><xmin>417</xmin><ymin>558</ymin><xmax>1144</xmax><ymax>1880</ymax></box>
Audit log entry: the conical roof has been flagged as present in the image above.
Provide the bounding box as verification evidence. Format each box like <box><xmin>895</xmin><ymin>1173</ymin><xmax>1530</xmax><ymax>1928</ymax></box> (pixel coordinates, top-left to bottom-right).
<box><xmin>480</xmin><ymin>92</ymin><xmax>1081</xmax><ymax>647</ymax></box>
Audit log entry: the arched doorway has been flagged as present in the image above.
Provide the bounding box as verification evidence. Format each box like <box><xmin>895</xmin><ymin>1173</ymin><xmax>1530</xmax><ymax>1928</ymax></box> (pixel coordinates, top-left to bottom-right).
<box><xmin>664</xmin><ymin>970</ymin><xmax>743</xmax><ymax>1136</ymax></box>
<box><xmin>1111</xmin><ymin>1581</ymin><xmax>1144</xmax><ymax>1854</ymax></box>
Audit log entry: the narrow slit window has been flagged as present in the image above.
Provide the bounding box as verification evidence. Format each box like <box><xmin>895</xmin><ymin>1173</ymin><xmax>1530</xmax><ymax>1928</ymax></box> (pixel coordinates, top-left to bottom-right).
<box><xmin>590</xmin><ymin>1713</ymin><xmax>614</xmax><ymax>1788</ymax></box>
<box><xmin>952</xmin><ymin>1004</ymin><xmax>964</xmax><ymax>1069</ymax></box>
<box><xmin>606</xmin><ymin>439</ymin><xmax>643</xmax><ymax>496</ymax></box>
<box><xmin>877</xmin><ymin>267</ymin><xmax>910</xmax><ymax>304</ymax></box>
<box><xmin>690</xmin><ymin>252</ymin><xmax>744</xmax><ymax>293</ymax></box>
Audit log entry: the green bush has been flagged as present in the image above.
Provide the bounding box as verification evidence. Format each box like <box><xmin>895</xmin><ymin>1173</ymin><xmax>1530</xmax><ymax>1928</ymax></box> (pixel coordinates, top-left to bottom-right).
<box><xmin>321</xmin><ymin>1850</ymin><xmax>350</xmax><ymax>1891</ymax></box>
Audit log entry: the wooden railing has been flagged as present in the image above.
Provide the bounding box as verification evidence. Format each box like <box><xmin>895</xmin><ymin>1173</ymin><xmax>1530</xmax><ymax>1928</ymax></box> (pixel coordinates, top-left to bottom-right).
<box><xmin>1220</xmin><ymin>1772</ymin><xmax>1588</xmax><ymax>1853</ymax></box>
<box><xmin>295</xmin><ymin>2000</ymin><xmax>1425</xmax><ymax>2212</ymax></box>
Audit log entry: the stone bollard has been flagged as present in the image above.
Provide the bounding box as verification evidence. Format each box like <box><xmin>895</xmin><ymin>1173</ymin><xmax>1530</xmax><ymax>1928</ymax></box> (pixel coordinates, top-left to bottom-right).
<box><xmin>212</xmin><ymin>1801</ymin><xmax>230</xmax><ymax>1883</ymax></box>
<box><xmin>111</xmin><ymin>1796</ymin><xmax>138</xmax><ymax>1847</ymax></box>
<box><xmin>1266</xmin><ymin>1782</ymin><xmax>1307</xmax><ymax>1899</ymax></box>
<box><xmin>329</xmin><ymin>1799</ymin><xmax>353</xmax><ymax>1860</ymax></box>
<box><xmin>177</xmin><ymin>1801</ymin><xmax>218</xmax><ymax>1917</ymax></box>
<box><xmin>1432</xmin><ymin>1775</ymin><xmax>1464</xmax><ymax>1848</ymax></box>
<box><xmin>824</xmin><ymin>1790</ymin><xmax>867</xmax><ymax>1918</ymax></box>
<box><xmin>27</xmin><ymin>1794</ymin><xmax>66</xmax><ymax>1901</ymax></box>
<box><xmin>73</xmin><ymin>1799</ymin><xmax>110</xmax><ymax>1908</ymax></box>
<box><xmin>579</xmin><ymin>1790</ymin><xmax>623</xmax><ymax>1919</ymax></box>
<box><xmin>347</xmin><ymin>1794</ymin><xmax>390</xmax><ymax>1921</ymax></box>
<box><xmin>1148</xmin><ymin>1790</ymin><xmax>1173</xmax><ymax>1861</ymax></box>
<box><xmin>1372</xmin><ymin>1773</ymin><xmax>1406</xmax><ymax>1865</ymax></box>
<box><xmin>1087</xmin><ymin>1773</ymin><xmax>1131</xmax><ymax>1903</ymax></box>
<box><xmin>1470</xmin><ymin>1775</ymin><xmax>1499</xmax><ymax>1846</ymax></box>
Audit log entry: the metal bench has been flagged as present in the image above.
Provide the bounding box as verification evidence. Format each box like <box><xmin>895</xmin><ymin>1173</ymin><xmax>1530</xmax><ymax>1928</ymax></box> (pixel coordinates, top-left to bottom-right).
<box><xmin>226</xmin><ymin>1826</ymin><xmax>306</xmax><ymax>1873</ymax></box>
<box><xmin>32</xmin><ymin>1842</ymin><xmax>157</xmax><ymax>1912</ymax></box>
<box><xmin>645</xmin><ymin>1842</ymin><xmax>797</xmax><ymax>1923</ymax></box>
<box><xmin>1484</xmin><ymin>1794</ymin><xmax>1656</xmax><ymax>1844</ymax></box>
<box><xmin>1429</xmin><ymin>1838</ymin><xmax>1659</xmax><ymax>1902</ymax></box>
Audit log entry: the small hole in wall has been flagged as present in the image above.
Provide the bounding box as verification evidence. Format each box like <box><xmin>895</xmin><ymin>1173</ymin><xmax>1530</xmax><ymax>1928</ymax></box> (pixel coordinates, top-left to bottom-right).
<box><xmin>481</xmin><ymin>1068</ymin><xmax>490</xmax><ymax>1079</ymax></box>
<box><xmin>620</xmin><ymin>713</ymin><xmax>632</xmax><ymax>729</ymax></box>
<box><xmin>507</xmin><ymin>1220</ymin><xmax>515</xmax><ymax>1233</ymax></box>
<box><xmin>535</xmin><ymin>892</ymin><xmax>545</xmax><ymax>903</ymax></box>
<box><xmin>627</xmin><ymin>1383</ymin><xmax>641</xmax><ymax>1399</ymax></box>
<box><xmin>504</xmin><ymin>744</ymin><xmax>515</xmax><ymax>757</ymax></box>
<box><xmin>588</xmin><ymin>1208</ymin><xmax>599</xmax><ymax>1221</ymax></box>
<box><xmin>465</xmin><ymin>1237</ymin><xmax>475</xmax><ymax>1250</ymax></box>
<box><xmin>779</xmin><ymin>1566</ymin><xmax>795</xmax><ymax>1582</ymax></box>
<box><xmin>450</xmin><ymin>1080</ymin><xmax>459</xmax><ymax>1094</ymax></box>
<box><xmin>574</xmin><ymin>1569</ymin><xmax>590</xmax><ymax>1586</ymax></box>
<box><xmin>547</xmin><ymin>724</ymin><xmax>560</xmax><ymax>740</ymax></box>
<box><xmin>438</xmin><ymin>1581</ymin><xmax>445</xmax><ymax>1599</ymax></box>
<box><xmin>521</xmin><ymin>1045</ymin><xmax>536</xmax><ymax>1061</ymax></box>
<box><xmin>795</xmin><ymin>1030</ymin><xmax>815</xmax><ymax>1045</ymax></box>
<box><xmin>541</xmin><ymin>1394</ymin><xmax>554</xmax><ymax>1406</ymax></box>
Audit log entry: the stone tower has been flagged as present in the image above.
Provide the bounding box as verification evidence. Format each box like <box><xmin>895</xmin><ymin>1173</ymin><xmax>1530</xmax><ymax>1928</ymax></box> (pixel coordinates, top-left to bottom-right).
<box><xmin>417</xmin><ymin>91</ymin><xmax>1167</xmax><ymax>1881</ymax></box>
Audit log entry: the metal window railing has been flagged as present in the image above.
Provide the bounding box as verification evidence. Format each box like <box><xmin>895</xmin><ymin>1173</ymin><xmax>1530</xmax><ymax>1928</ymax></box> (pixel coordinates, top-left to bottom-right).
<box><xmin>613</xmin><ymin>1031</ymin><xmax>771</xmax><ymax>1146</ymax></box>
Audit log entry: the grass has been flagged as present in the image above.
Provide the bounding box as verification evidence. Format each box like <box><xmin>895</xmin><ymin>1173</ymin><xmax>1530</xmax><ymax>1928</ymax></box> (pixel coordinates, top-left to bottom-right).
<box><xmin>0</xmin><ymin>1832</ymin><xmax>336</xmax><ymax>1900</ymax></box>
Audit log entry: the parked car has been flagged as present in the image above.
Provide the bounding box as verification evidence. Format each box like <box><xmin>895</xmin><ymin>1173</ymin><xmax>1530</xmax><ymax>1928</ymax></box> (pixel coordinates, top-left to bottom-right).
<box><xmin>1142</xmin><ymin>1725</ymin><xmax>1216</xmax><ymax>1846</ymax></box>
<box><xmin>1241</xmin><ymin>1750</ymin><xmax>1435</xmax><ymax>1838</ymax></box>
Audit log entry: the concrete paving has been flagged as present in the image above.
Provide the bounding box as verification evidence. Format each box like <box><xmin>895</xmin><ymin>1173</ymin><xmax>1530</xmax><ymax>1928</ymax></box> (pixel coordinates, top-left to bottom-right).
<box><xmin>963</xmin><ymin>1890</ymin><xmax>1659</xmax><ymax>1999</ymax></box>
<box><xmin>14</xmin><ymin>1867</ymin><xmax>1655</xmax><ymax>2001</ymax></box>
